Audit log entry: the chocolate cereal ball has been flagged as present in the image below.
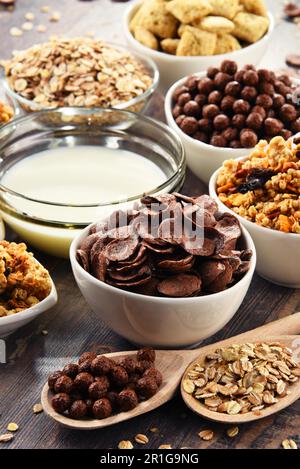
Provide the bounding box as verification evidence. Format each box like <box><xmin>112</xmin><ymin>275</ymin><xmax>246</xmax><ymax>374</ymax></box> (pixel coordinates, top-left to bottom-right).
<box><xmin>202</xmin><ymin>104</ymin><xmax>219</xmax><ymax>120</ymax></box>
<box><xmin>78</xmin><ymin>352</ymin><xmax>97</xmax><ymax>365</ymax></box>
<box><xmin>118</xmin><ymin>389</ymin><xmax>139</xmax><ymax>411</ymax></box>
<box><xmin>173</xmin><ymin>85</ymin><xmax>188</xmax><ymax>101</ymax></box>
<box><xmin>240</xmin><ymin>129</ymin><xmax>258</xmax><ymax>148</ymax></box>
<box><xmin>106</xmin><ymin>391</ymin><xmax>120</xmax><ymax>411</ymax></box>
<box><xmin>91</xmin><ymin>355</ymin><xmax>113</xmax><ymax>376</ymax></box>
<box><xmin>93</xmin><ymin>398</ymin><xmax>112</xmax><ymax>419</ymax></box>
<box><xmin>119</xmin><ymin>357</ymin><xmax>139</xmax><ymax>374</ymax></box>
<box><xmin>252</xmin><ymin>105</ymin><xmax>267</xmax><ymax>119</ymax></box>
<box><xmin>229</xmin><ymin>140</ymin><xmax>242</xmax><ymax>148</ymax></box>
<box><xmin>197</xmin><ymin>77</ymin><xmax>214</xmax><ymax>94</ymax></box>
<box><xmin>110</xmin><ymin>366</ymin><xmax>129</xmax><ymax>388</ymax></box>
<box><xmin>220</xmin><ymin>95</ymin><xmax>235</xmax><ymax>112</ymax></box>
<box><xmin>222</xmin><ymin>127</ymin><xmax>238</xmax><ymax>141</ymax></box>
<box><xmin>74</xmin><ymin>372</ymin><xmax>94</xmax><ymax>392</ymax></box>
<box><xmin>291</xmin><ymin>118</ymin><xmax>300</xmax><ymax>133</ymax></box>
<box><xmin>137</xmin><ymin>348</ymin><xmax>156</xmax><ymax>363</ymax></box>
<box><xmin>264</xmin><ymin>118</ymin><xmax>284</xmax><ymax>136</ymax></box>
<box><xmin>246</xmin><ymin>112</ymin><xmax>264</xmax><ymax>131</ymax></box>
<box><xmin>232</xmin><ymin>114</ymin><xmax>246</xmax><ymax>129</ymax></box>
<box><xmin>183</xmin><ymin>100</ymin><xmax>200</xmax><ymax>117</ymax></box>
<box><xmin>233</xmin><ymin>99</ymin><xmax>250</xmax><ymax>114</ymax></box>
<box><xmin>220</xmin><ymin>60</ymin><xmax>237</xmax><ymax>75</ymax></box>
<box><xmin>48</xmin><ymin>371</ymin><xmax>63</xmax><ymax>391</ymax></box>
<box><xmin>54</xmin><ymin>375</ymin><xmax>73</xmax><ymax>394</ymax></box>
<box><xmin>213</xmin><ymin>114</ymin><xmax>230</xmax><ymax>131</ymax></box>
<box><xmin>256</xmin><ymin>94</ymin><xmax>273</xmax><ymax>109</ymax></box>
<box><xmin>273</xmin><ymin>94</ymin><xmax>285</xmax><ymax>109</ymax></box>
<box><xmin>52</xmin><ymin>393</ymin><xmax>71</xmax><ymax>414</ymax></box>
<box><xmin>172</xmin><ymin>104</ymin><xmax>182</xmax><ymax>118</ymax></box>
<box><xmin>280</xmin><ymin>129</ymin><xmax>293</xmax><ymax>139</ymax></box>
<box><xmin>177</xmin><ymin>92</ymin><xmax>191</xmax><ymax>107</ymax></box>
<box><xmin>180</xmin><ymin>116</ymin><xmax>198</xmax><ymax>135</ymax></box>
<box><xmin>194</xmin><ymin>94</ymin><xmax>207</xmax><ymax>106</ymax></box>
<box><xmin>280</xmin><ymin>104</ymin><xmax>297</xmax><ymax>122</ymax></box>
<box><xmin>69</xmin><ymin>400</ymin><xmax>88</xmax><ymax>419</ymax></box>
<box><xmin>88</xmin><ymin>377</ymin><xmax>110</xmax><ymax>399</ymax></box>
<box><xmin>136</xmin><ymin>377</ymin><xmax>158</xmax><ymax>399</ymax></box>
<box><xmin>198</xmin><ymin>118</ymin><xmax>213</xmax><ymax>133</ymax></box>
<box><xmin>214</xmin><ymin>72</ymin><xmax>231</xmax><ymax>90</ymax></box>
<box><xmin>243</xmin><ymin>70</ymin><xmax>259</xmax><ymax>86</ymax></box>
<box><xmin>207</xmin><ymin>66</ymin><xmax>219</xmax><ymax>79</ymax></box>
<box><xmin>185</xmin><ymin>75</ymin><xmax>199</xmax><ymax>92</ymax></box>
<box><xmin>241</xmin><ymin>86</ymin><xmax>258</xmax><ymax>102</ymax></box>
<box><xmin>208</xmin><ymin>90</ymin><xmax>222</xmax><ymax>104</ymax></box>
<box><xmin>62</xmin><ymin>363</ymin><xmax>79</xmax><ymax>379</ymax></box>
<box><xmin>225</xmin><ymin>81</ymin><xmax>241</xmax><ymax>97</ymax></box>
<box><xmin>210</xmin><ymin>134</ymin><xmax>227</xmax><ymax>147</ymax></box>
<box><xmin>78</xmin><ymin>359</ymin><xmax>93</xmax><ymax>373</ymax></box>
<box><xmin>143</xmin><ymin>368</ymin><xmax>163</xmax><ymax>387</ymax></box>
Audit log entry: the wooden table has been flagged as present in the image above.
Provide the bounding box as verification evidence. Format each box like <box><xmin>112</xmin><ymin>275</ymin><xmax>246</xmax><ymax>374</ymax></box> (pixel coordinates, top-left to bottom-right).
<box><xmin>1</xmin><ymin>0</ymin><xmax>300</xmax><ymax>450</ymax></box>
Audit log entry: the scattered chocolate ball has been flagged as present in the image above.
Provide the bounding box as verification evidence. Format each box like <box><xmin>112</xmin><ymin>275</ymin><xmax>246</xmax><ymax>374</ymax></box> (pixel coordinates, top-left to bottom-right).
<box><xmin>118</xmin><ymin>389</ymin><xmax>139</xmax><ymax>411</ymax></box>
<box><xmin>54</xmin><ymin>375</ymin><xmax>73</xmax><ymax>394</ymax></box>
<box><xmin>78</xmin><ymin>352</ymin><xmax>97</xmax><ymax>365</ymax></box>
<box><xmin>91</xmin><ymin>356</ymin><xmax>113</xmax><ymax>376</ymax></box>
<box><xmin>48</xmin><ymin>371</ymin><xmax>63</xmax><ymax>391</ymax></box>
<box><xmin>110</xmin><ymin>366</ymin><xmax>129</xmax><ymax>388</ymax></box>
<box><xmin>52</xmin><ymin>393</ymin><xmax>71</xmax><ymax>414</ymax></box>
<box><xmin>136</xmin><ymin>377</ymin><xmax>158</xmax><ymax>399</ymax></box>
<box><xmin>63</xmin><ymin>363</ymin><xmax>79</xmax><ymax>379</ymax></box>
<box><xmin>93</xmin><ymin>398</ymin><xmax>112</xmax><ymax>419</ymax></box>
<box><xmin>69</xmin><ymin>400</ymin><xmax>88</xmax><ymax>419</ymax></box>
<box><xmin>137</xmin><ymin>348</ymin><xmax>156</xmax><ymax>363</ymax></box>
<box><xmin>73</xmin><ymin>372</ymin><xmax>94</xmax><ymax>392</ymax></box>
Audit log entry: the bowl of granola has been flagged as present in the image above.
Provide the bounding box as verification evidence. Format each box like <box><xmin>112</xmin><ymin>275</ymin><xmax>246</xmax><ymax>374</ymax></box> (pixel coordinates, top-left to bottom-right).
<box><xmin>209</xmin><ymin>136</ymin><xmax>300</xmax><ymax>288</ymax></box>
<box><xmin>0</xmin><ymin>241</ymin><xmax>57</xmax><ymax>337</ymax></box>
<box><xmin>124</xmin><ymin>0</ymin><xmax>274</xmax><ymax>91</ymax></box>
<box><xmin>1</xmin><ymin>38</ymin><xmax>159</xmax><ymax>114</ymax></box>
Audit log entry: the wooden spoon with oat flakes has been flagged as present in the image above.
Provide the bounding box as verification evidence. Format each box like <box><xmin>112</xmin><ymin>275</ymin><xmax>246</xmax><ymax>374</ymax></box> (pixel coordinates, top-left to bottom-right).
<box><xmin>41</xmin><ymin>313</ymin><xmax>300</xmax><ymax>429</ymax></box>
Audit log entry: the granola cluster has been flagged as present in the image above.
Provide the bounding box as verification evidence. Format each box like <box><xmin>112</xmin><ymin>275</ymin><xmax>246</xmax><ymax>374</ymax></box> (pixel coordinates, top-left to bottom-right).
<box><xmin>2</xmin><ymin>38</ymin><xmax>153</xmax><ymax>108</ymax></box>
<box><xmin>183</xmin><ymin>341</ymin><xmax>300</xmax><ymax>415</ymax></box>
<box><xmin>0</xmin><ymin>99</ymin><xmax>14</xmax><ymax>126</ymax></box>
<box><xmin>0</xmin><ymin>241</ymin><xmax>52</xmax><ymax>317</ymax></box>
<box><xmin>216</xmin><ymin>136</ymin><xmax>300</xmax><ymax>233</ymax></box>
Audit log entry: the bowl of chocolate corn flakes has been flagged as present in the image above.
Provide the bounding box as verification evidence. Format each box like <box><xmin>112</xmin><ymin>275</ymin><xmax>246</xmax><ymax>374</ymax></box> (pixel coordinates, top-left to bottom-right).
<box><xmin>70</xmin><ymin>193</ymin><xmax>256</xmax><ymax>348</ymax></box>
<box><xmin>124</xmin><ymin>0</ymin><xmax>274</xmax><ymax>90</ymax></box>
<box><xmin>210</xmin><ymin>136</ymin><xmax>300</xmax><ymax>288</ymax></box>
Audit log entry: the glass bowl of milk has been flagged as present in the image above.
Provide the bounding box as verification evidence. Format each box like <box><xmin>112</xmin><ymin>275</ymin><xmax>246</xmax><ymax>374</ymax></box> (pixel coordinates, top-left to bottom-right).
<box><xmin>0</xmin><ymin>107</ymin><xmax>185</xmax><ymax>257</ymax></box>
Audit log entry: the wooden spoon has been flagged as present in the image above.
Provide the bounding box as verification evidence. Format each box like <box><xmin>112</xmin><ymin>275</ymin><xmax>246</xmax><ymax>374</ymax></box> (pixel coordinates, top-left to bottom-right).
<box><xmin>41</xmin><ymin>313</ymin><xmax>300</xmax><ymax>430</ymax></box>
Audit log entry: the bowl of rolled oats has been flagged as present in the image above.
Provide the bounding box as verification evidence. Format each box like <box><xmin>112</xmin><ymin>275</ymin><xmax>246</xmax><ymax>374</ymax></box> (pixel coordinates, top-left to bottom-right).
<box><xmin>209</xmin><ymin>135</ymin><xmax>300</xmax><ymax>287</ymax></box>
<box><xmin>0</xmin><ymin>37</ymin><xmax>159</xmax><ymax>114</ymax></box>
<box><xmin>0</xmin><ymin>241</ymin><xmax>57</xmax><ymax>337</ymax></box>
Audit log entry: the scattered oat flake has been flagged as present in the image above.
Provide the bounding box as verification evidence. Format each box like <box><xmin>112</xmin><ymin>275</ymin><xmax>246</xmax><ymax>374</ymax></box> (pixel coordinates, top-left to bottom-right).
<box><xmin>10</xmin><ymin>27</ymin><xmax>23</xmax><ymax>37</ymax></box>
<box><xmin>7</xmin><ymin>423</ymin><xmax>18</xmax><ymax>432</ymax></box>
<box><xmin>159</xmin><ymin>444</ymin><xmax>172</xmax><ymax>449</ymax></box>
<box><xmin>36</xmin><ymin>24</ymin><xmax>47</xmax><ymax>33</ymax></box>
<box><xmin>85</xmin><ymin>31</ymin><xmax>95</xmax><ymax>38</ymax></box>
<box><xmin>227</xmin><ymin>426</ymin><xmax>239</xmax><ymax>438</ymax></box>
<box><xmin>33</xmin><ymin>403</ymin><xmax>43</xmax><ymax>414</ymax></box>
<box><xmin>22</xmin><ymin>22</ymin><xmax>33</xmax><ymax>31</ymax></box>
<box><xmin>118</xmin><ymin>440</ymin><xmax>133</xmax><ymax>449</ymax></box>
<box><xmin>135</xmin><ymin>434</ymin><xmax>149</xmax><ymax>444</ymax></box>
<box><xmin>50</xmin><ymin>11</ymin><xmax>61</xmax><ymax>22</ymax></box>
<box><xmin>41</xmin><ymin>5</ymin><xmax>50</xmax><ymax>13</ymax></box>
<box><xmin>0</xmin><ymin>433</ymin><xmax>14</xmax><ymax>443</ymax></box>
<box><xmin>282</xmin><ymin>439</ymin><xmax>298</xmax><ymax>449</ymax></box>
<box><xmin>25</xmin><ymin>12</ymin><xmax>35</xmax><ymax>21</ymax></box>
<box><xmin>198</xmin><ymin>430</ymin><xmax>214</xmax><ymax>441</ymax></box>
<box><xmin>150</xmin><ymin>427</ymin><xmax>159</xmax><ymax>433</ymax></box>
<box><xmin>41</xmin><ymin>330</ymin><xmax>48</xmax><ymax>336</ymax></box>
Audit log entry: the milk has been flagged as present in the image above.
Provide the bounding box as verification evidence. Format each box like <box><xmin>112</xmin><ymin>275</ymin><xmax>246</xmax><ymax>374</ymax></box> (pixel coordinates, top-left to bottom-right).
<box><xmin>0</xmin><ymin>146</ymin><xmax>168</xmax><ymax>257</ymax></box>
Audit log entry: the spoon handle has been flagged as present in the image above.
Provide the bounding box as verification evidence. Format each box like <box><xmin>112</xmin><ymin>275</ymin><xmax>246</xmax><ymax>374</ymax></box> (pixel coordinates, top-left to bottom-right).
<box><xmin>182</xmin><ymin>312</ymin><xmax>300</xmax><ymax>361</ymax></box>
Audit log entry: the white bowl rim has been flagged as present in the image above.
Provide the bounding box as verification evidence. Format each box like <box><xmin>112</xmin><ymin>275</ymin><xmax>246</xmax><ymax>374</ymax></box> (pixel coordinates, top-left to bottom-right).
<box><xmin>165</xmin><ymin>74</ymin><xmax>300</xmax><ymax>156</ymax></box>
<box><xmin>124</xmin><ymin>1</ymin><xmax>275</xmax><ymax>62</ymax></box>
<box><xmin>70</xmin><ymin>219</ymin><xmax>257</xmax><ymax>304</ymax></box>
<box><xmin>209</xmin><ymin>159</ymin><xmax>300</xmax><ymax>240</ymax></box>
<box><xmin>0</xmin><ymin>277</ymin><xmax>57</xmax><ymax>326</ymax></box>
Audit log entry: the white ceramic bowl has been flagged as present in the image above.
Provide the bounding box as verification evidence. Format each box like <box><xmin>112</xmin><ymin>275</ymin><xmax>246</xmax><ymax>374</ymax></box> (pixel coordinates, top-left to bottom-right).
<box><xmin>165</xmin><ymin>71</ymin><xmax>251</xmax><ymax>184</ymax></box>
<box><xmin>70</xmin><ymin>224</ymin><xmax>256</xmax><ymax>348</ymax></box>
<box><xmin>0</xmin><ymin>278</ymin><xmax>57</xmax><ymax>337</ymax></box>
<box><xmin>123</xmin><ymin>1</ymin><xmax>274</xmax><ymax>92</ymax></box>
<box><xmin>209</xmin><ymin>167</ymin><xmax>300</xmax><ymax>288</ymax></box>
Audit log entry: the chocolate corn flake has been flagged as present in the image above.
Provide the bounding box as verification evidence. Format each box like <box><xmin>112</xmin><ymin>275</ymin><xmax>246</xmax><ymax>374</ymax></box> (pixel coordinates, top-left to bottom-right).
<box><xmin>77</xmin><ymin>193</ymin><xmax>252</xmax><ymax>297</ymax></box>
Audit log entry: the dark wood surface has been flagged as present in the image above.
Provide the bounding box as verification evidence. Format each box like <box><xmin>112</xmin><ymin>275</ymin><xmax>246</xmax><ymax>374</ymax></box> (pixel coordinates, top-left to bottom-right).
<box><xmin>0</xmin><ymin>0</ymin><xmax>300</xmax><ymax>450</ymax></box>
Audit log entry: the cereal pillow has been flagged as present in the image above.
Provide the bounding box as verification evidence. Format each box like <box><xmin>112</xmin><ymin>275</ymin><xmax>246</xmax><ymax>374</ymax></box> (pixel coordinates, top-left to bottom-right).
<box><xmin>210</xmin><ymin>0</ymin><xmax>240</xmax><ymax>19</ymax></box>
<box><xmin>233</xmin><ymin>12</ymin><xmax>269</xmax><ymax>43</ymax></box>
<box><xmin>132</xmin><ymin>0</ymin><xmax>178</xmax><ymax>39</ymax></box>
<box><xmin>177</xmin><ymin>28</ymin><xmax>217</xmax><ymax>56</ymax></box>
<box><xmin>161</xmin><ymin>38</ymin><xmax>180</xmax><ymax>54</ymax></box>
<box><xmin>240</xmin><ymin>0</ymin><xmax>268</xmax><ymax>17</ymax></box>
<box><xmin>214</xmin><ymin>34</ymin><xmax>241</xmax><ymax>54</ymax></box>
<box><xmin>196</xmin><ymin>16</ymin><xmax>235</xmax><ymax>34</ymax></box>
<box><xmin>134</xmin><ymin>26</ymin><xmax>159</xmax><ymax>50</ymax></box>
<box><xmin>166</xmin><ymin>0</ymin><xmax>213</xmax><ymax>24</ymax></box>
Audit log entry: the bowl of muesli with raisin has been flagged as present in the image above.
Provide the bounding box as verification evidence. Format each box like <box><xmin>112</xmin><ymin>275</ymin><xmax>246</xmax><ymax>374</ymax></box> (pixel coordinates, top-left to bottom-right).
<box><xmin>209</xmin><ymin>135</ymin><xmax>300</xmax><ymax>287</ymax></box>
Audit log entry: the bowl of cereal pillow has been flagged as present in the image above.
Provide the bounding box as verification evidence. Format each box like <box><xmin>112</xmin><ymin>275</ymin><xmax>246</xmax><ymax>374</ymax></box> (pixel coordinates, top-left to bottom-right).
<box><xmin>124</xmin><ymin>0</ymin><xmax>274</xmax><ymax>91</ymax></box>
<box><xmin>209</xmin><ymin>135</ymin><xmax>300</xmax><ymax>288</ymax></box>
<box><xmin>165</xmin><ymin>61</ymin><xmax>300</xmax><ymax>184</ymax></box>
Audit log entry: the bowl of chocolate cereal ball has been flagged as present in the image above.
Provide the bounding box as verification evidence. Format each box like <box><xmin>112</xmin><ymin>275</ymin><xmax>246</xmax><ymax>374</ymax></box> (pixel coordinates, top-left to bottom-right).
<box><xmin>1</xmin><ymin>37</ymin><xmax>159</xmax><ymax>114</ymax></box>
<box><xmin>70</xmin><ymin>192</ymin><xmax>256</xmax><ymax>348</ymax></box>
<box><xmin>209</xmin><ymin>135</ymin><xmax>300</xmax><ymax>288</ymax></box>
<box><xmin>165</xmin><ymin>60</ymin><xmax>300</xmax><ymax>184</ymax></box>
<box><xmin>124</xmin><ymin>0</ymin><xmax>274</xmax><ymax>91</ymax></box>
